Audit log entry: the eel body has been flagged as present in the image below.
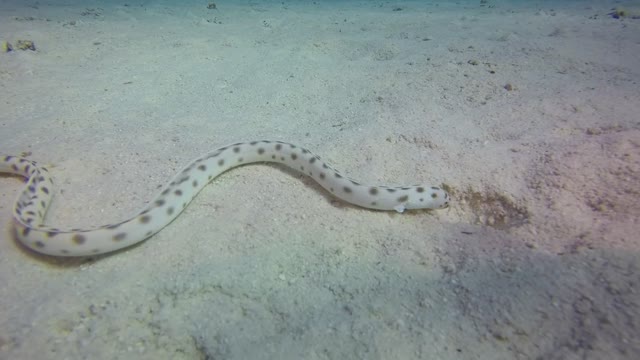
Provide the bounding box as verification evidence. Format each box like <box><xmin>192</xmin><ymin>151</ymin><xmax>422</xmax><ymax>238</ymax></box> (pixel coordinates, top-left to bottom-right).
<box><xmin>1</xmin><ymin>141</ymin><xmax>449</xmax><ymax>256</ymax></box>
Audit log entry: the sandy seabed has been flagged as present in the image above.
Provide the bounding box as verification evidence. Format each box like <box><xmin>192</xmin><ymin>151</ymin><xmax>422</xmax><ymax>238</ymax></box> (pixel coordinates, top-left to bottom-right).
<box><xmin>0</xmin><ymin>0</ymin><xmax>639</xmax><ymax>359</ymax></box>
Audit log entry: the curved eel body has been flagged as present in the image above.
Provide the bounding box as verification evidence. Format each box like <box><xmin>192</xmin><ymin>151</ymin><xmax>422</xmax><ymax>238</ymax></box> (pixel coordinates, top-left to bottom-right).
<box><xmin>1</xmin><ymin>141</ymin><xmax>449</xmax><ymax>256</ymax></box>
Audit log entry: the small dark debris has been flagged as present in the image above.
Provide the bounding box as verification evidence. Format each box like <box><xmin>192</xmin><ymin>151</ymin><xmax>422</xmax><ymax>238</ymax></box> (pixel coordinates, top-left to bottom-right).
<box><xmin>15</xmin><ymin>40</ymin><xmax>36</xmax><ymax>51</ymax></box>
<box><xmin>207</xmin><ymin>2</ymin><xmax>217</xmax><ymax>10</ymax></box>
<box><xmin>608</xmin><ymin>8</ymin><xmax>640</xmax><ymax>19</ymax></box>
<box><xmin>81</xmin><ymin>8</ymin><xmax>103</xmax><ymax>17</ymax></box>
<box><xmin>2</xmin><ymin>41</ymin><xmax>12</xmax><ymax>52</ymax></box>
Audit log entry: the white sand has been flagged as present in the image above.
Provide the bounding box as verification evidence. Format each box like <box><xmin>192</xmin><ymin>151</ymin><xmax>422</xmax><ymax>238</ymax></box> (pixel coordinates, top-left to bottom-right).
<box><xmin>1</xmin><ymin>0</ymin><xmax>639</xmax><ymax>358</ymax></box>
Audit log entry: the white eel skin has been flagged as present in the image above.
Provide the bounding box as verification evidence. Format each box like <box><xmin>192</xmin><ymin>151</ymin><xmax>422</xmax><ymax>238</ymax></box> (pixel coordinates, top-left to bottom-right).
<box><xmin>0</xmin><ymin>140</ymin><xmax>449</xmax><ymax>256</ymax></box>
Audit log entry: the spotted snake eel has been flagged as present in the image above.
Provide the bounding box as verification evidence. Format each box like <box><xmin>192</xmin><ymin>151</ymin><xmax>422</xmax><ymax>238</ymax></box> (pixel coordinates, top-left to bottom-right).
<box><xmin>1</xmin><ymin>141</ymin><xmax>449</xmax><ymax>256</ymax></box>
